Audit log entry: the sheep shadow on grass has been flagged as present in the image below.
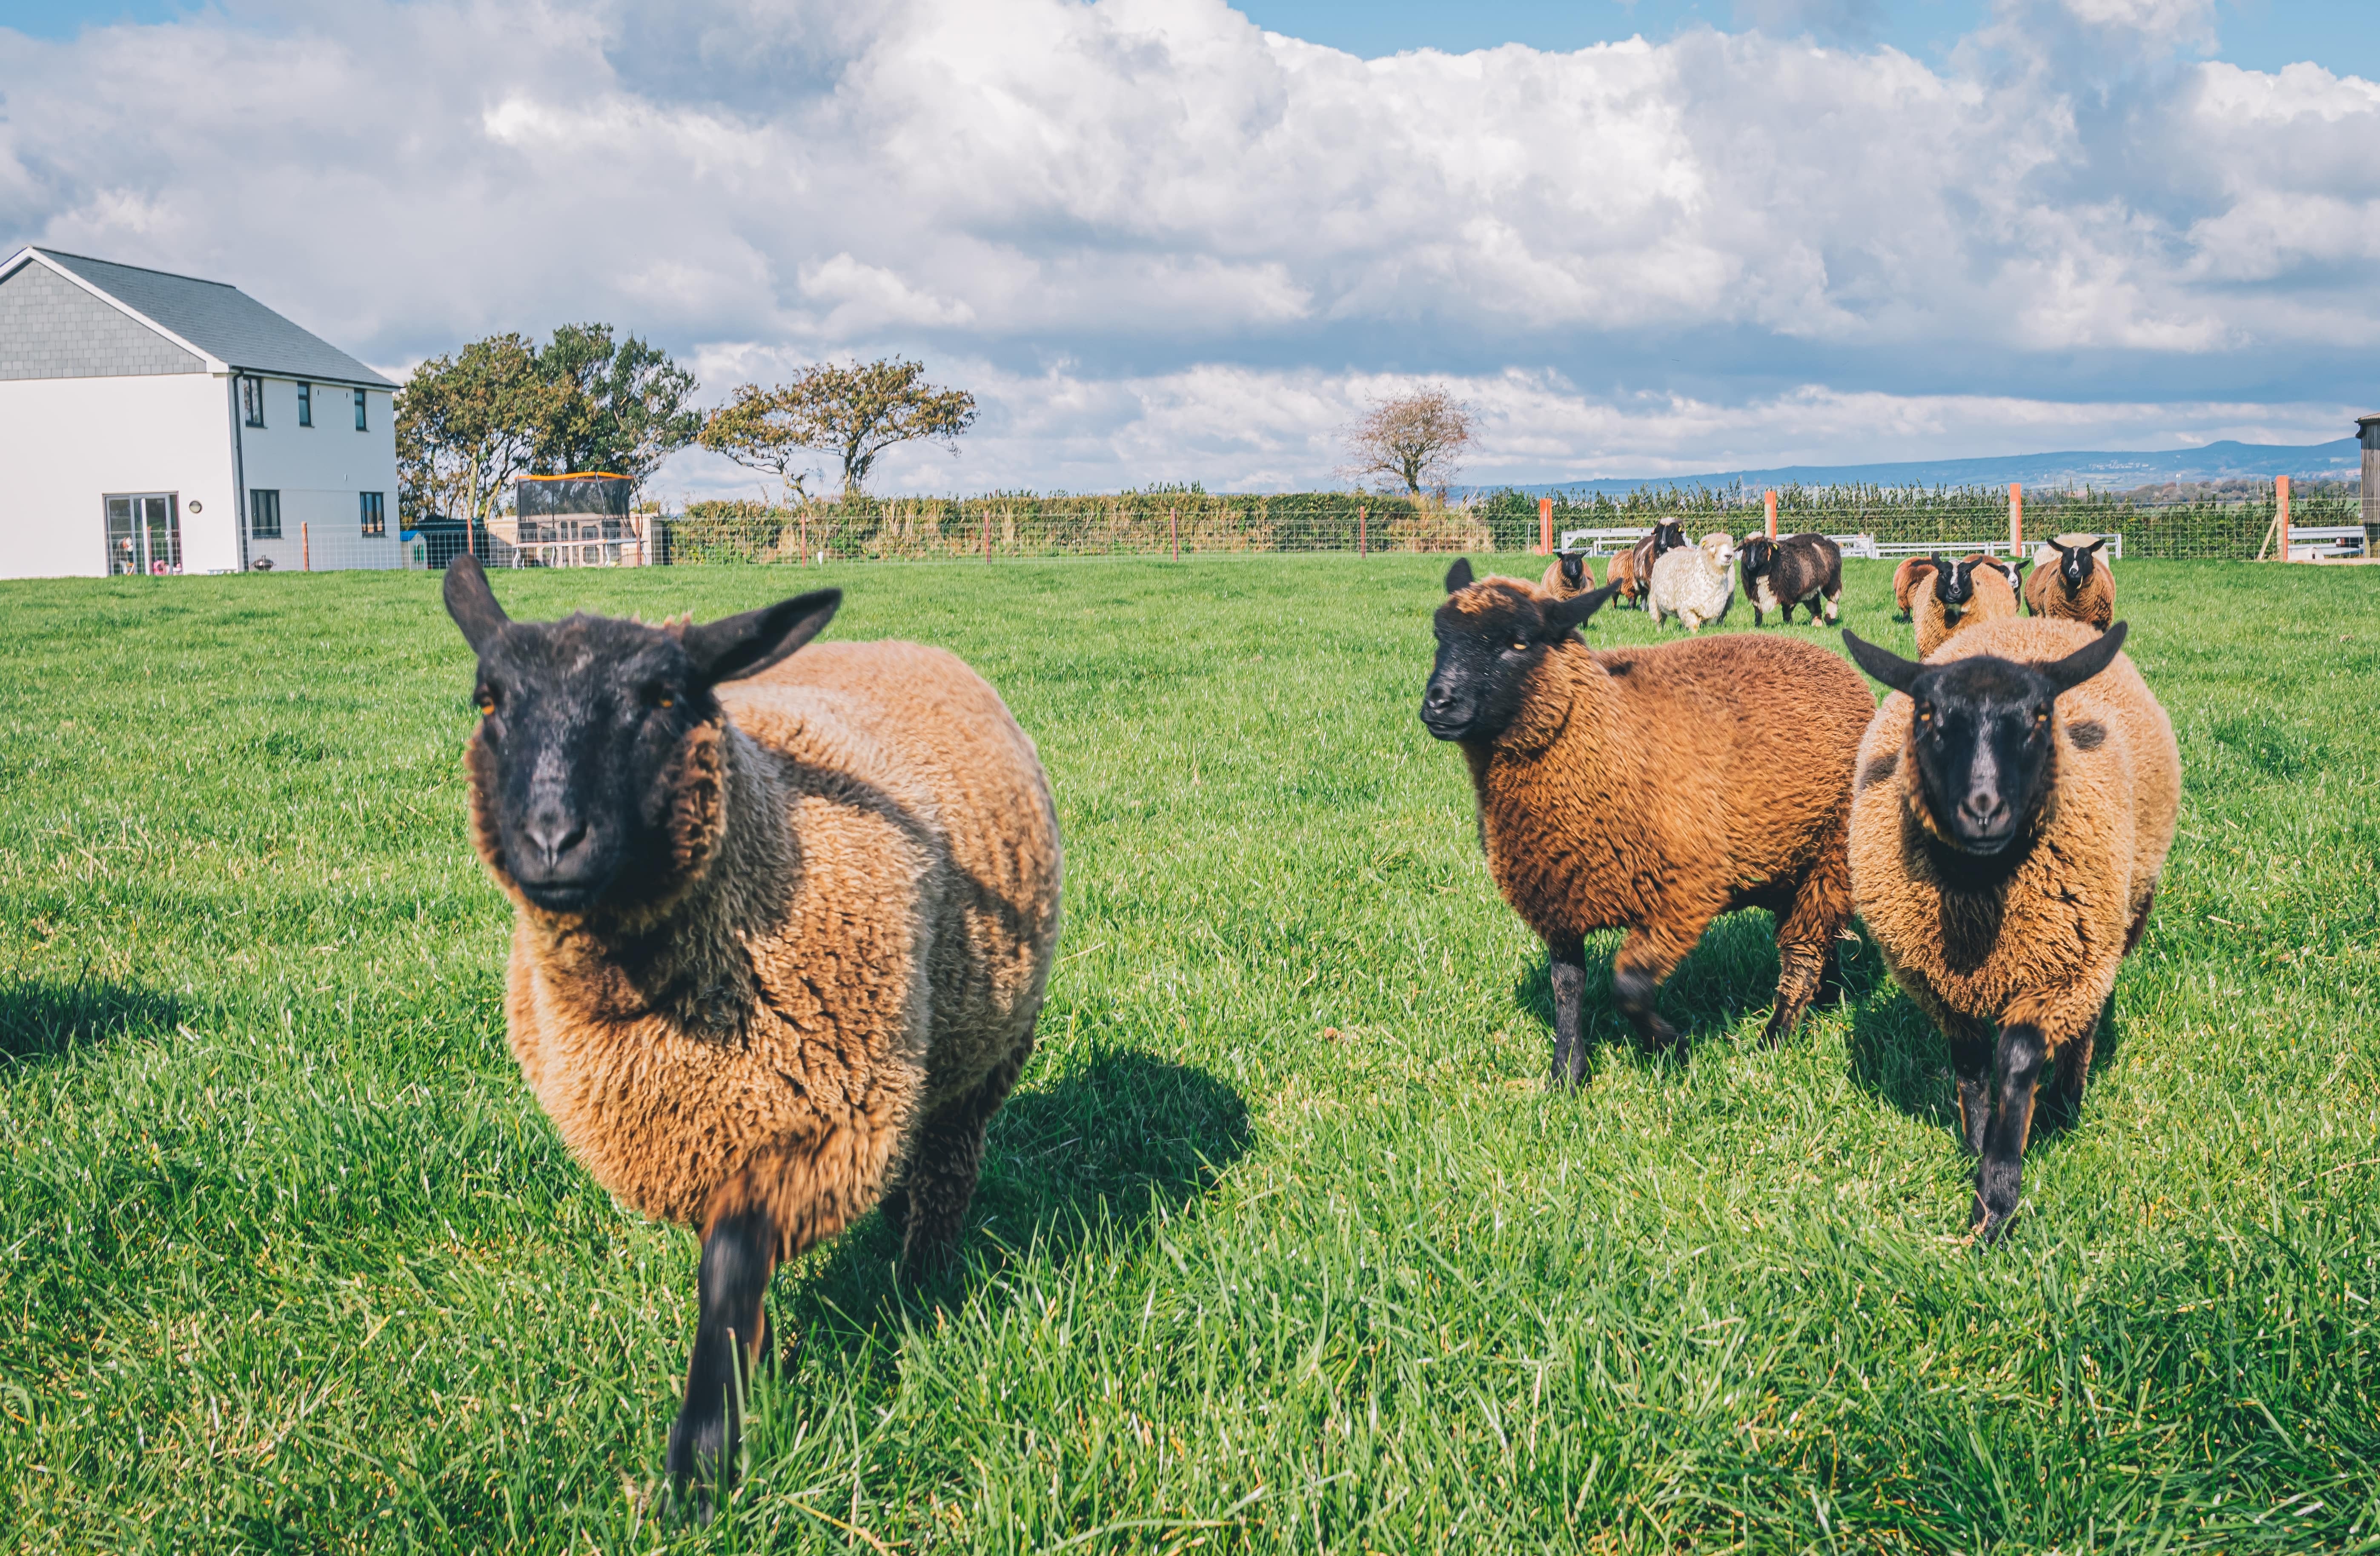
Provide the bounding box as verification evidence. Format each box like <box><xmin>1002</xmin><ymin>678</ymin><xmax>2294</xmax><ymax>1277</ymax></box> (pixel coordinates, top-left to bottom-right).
<box><xmin>1509</xmin><ymin>907</ymin><xmax>1867</xmax><ymax>1070</ymax></box>
<box><xmin>767</xmin><ymin>1046</ymin><xmax>1251</xmax><ymax>1359</ymax></box>
<box><xmin>0</xmin><ymin>973</ymin><xmax>184</xmax><ymax>1064</ymax></box>
<box><xmin>1848</xmin><ymin>966</ymin><xmax>2124</xmax><ymax>1144</ymax></box>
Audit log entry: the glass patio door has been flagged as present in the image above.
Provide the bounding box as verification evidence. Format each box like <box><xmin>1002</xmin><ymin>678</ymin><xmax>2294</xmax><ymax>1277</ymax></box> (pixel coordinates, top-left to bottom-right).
<box><xmin>103</xmin><ymin>494</ymin><xmax>181</xmax><ymax>575</ymax></box>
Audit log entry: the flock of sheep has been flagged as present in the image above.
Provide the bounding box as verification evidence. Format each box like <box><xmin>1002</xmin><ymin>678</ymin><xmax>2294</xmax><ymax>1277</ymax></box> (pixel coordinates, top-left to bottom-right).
<box><xmin>435</xmin><ymin>524</ymin><xmax>2160</xmax><ymax>1506</ymax></box>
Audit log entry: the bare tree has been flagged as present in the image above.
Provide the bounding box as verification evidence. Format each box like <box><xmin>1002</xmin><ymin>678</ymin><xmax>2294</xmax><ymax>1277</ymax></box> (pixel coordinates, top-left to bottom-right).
<box><xmin>1340</xmin><ymin>387</ymin><xmax>1475</xmax><ymax>495</ymax></box>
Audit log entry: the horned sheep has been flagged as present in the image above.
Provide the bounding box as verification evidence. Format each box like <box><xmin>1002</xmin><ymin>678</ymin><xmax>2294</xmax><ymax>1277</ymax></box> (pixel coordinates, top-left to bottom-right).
<box><xmin>1421</xmin><ymin>562</ymin><xmax>1873</xmax><ymax>1082</ymax></box>
<box><xmin>1912</xmin><ymin>552</ymin><xmax>2019</xmax><ymax>656</ymax></box>
<box><xmin>1647</xmin><ymin>532</ymin><xmax>1739</xmax><ymax>631</ymax></box>
<box><xmin>1843</xmin><ymin>617</ymin><xmax>2178</xmax><ymax>1241</ymax></box>
<box><xmin>2024</xmin><ymin>535</ymin><xmax>2114</xmax><ymax>630</ymax></box>
<box><xmin>1541</xmin><ymin>549</ymin><xmax>1596</xmax><ymax>600</ymax></box>
<box><xmin>441</xmin><ymin>557</ymin><xmax>1063</xmax><ymax>1496</ymax></box>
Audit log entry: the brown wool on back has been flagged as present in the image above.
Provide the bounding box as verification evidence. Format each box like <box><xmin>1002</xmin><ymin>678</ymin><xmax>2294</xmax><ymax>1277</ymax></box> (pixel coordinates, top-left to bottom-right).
<box><xmin>1541</xmin><ymin>553</ymin><xmax>1595</xmax><ymax>600</ymax></box>
<box><xmin>1892</xmin><ymin>556</ymin><xmax>1935</xmax><ymax>618</ymax></box>
<box><xmin>480</xmin><ymin>639</ymin><xmax>1062</xmax><ymax>1252</ymax></box>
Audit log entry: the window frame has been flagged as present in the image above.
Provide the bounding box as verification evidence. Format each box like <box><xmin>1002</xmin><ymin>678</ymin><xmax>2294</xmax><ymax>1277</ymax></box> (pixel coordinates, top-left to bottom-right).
<box><xmin>296</xmin><ymin>383</ymin><xmax>312</xmax><ymax>427</ymax></box>
<box><xmin>239</xmin><ymin>375</ymin><xmax>266</xmax><ymax>428</ymax></box>
<box><xmin>359</xmin><ymin>491</ymin><xmax>386</xmax><ymax>538</ymax></box>
<box><xmin>249</xmin><ymin>489</ymin><xmax>283</xmax><ymax>540</ymax></box>
<box><xmin>353</xmin><ymin>387</ymin><xmax>369</xmax><ymax>431</ymax></box>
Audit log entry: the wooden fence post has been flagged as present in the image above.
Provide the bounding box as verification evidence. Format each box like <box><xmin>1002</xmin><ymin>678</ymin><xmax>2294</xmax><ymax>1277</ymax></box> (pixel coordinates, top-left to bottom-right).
<box><xmin>2277</xmin><ymin>475</ymin><xmax>2292</xmax><ymax>561</ymax></box>
<box><xmin>2008</xmin><ymin>483</ymin><xmax>2023</xmax><ymax>552</ymax></box>
<box><xmin>1764</xmin><ymin>489</ymin><xmax>1777</xmax><ymax>541</ymax></box>
<box><xmin>1358</xmin><ymin>504</ymin><xmax>1366</xmax><ymax>557</ymax></box>
<box><xmin>1538</xmin><ymin>497</ymin><xmax>1553</xmax><ymax>556</ymax></box>
<box><xmin>301</xmin><ymin>521</ymin><xmax>310</xmax><ymax>572</ymax></box>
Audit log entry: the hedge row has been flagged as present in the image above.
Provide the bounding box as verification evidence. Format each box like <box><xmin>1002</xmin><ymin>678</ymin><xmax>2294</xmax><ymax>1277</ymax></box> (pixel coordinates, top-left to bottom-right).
<box><xmin>656</xmin><ymin>486</ymin><xmax>2363</xmax><ymax>564</ymax></box>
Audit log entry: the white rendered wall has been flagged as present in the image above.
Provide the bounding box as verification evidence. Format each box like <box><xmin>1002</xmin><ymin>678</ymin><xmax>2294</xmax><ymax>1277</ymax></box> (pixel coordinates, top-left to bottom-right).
<box><xmin>237</xmin><ymin>377</ymin><xmax>401</xmax><ymax>572</ymax></box>
<box><xmin>0</xmin><ymin>371</ymin><xmax>241</xmax><ymax>578</ymax></box>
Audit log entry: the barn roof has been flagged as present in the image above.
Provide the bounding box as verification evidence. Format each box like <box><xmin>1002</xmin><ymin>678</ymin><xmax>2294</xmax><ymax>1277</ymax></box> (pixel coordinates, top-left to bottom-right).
<box><xmin>3</xmin><ymin>246</ymin><xmax>394</xmax><ymax>388</ymax></box>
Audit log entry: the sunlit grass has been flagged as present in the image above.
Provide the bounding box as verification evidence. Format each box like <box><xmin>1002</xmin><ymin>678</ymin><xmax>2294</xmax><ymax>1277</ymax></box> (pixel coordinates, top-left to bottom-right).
<box><xmin>1</xmin><ymin>557</ymin><xmax>2374</xmax><ymax>1552</ymax></box>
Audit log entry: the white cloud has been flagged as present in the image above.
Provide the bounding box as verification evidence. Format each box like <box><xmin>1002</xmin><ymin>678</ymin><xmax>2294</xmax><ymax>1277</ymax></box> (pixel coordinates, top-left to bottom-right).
<box><xmin>2</xmin><ymin>0</ymin><xmax>2373</xmax><ymax>494</ymax></box>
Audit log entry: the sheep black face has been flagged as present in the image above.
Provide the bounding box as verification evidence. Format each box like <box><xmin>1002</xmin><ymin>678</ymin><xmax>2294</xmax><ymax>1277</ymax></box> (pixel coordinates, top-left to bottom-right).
<box><xmin>1556</xmin><ymin>550</ymin><xmax>1588</xmax><ymax>588</ymax></box>
<box><xmin>1650</xmin><ymin>521</ymin><xmax>1687</xmax><ymax>558</ymax></box>
<box><xmin>1422</xmin><ymin>558</ymin><xmax>1615</xmax><ymax>742</ymax></box>
<box><xmin>443</xmin><ymin>555</ymin><xmax>841</xmax><ymax>913</ymax></box>
<box><xmin>1928</xmin><ymin>555</ymin><xmax>1974</xmax><ymax>607</ymax></box>
<box><xmin>1738</xmin><ymin>535</ymin><xmax>1776</xmax><ymax>577</ymax></box>
<box><xmin>2056</xmin><ymin>538</ymin><xmax>2105</xmax><ymax>590</ymax></box>
<box><xmin>1843</xmin><ymin>624</ymin><xmax>2129</xmax><ymax>857</ymax></box>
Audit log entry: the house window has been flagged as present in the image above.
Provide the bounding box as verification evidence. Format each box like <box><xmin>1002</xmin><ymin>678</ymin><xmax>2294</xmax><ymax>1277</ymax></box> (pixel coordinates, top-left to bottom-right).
<box><xmin>240</xmin><ymin>376</ymin><xmax>266</xmax><ymax>427</ymax></box>
<box><xmin>359</xmin><ymin>491</ymin><xmax>386</xmax><ymax>537</ymax></box>
<box><xmin>249</xmin><ymin>489</ymin><xmax>282</xmax><ymax>540</ymax></box>
<box><xmin>353</xmin><ymin>387</ymin><xmax>368</xmax><ymax>431</ymax></box>
<box><xmin>297</xmin><ymin>383</ymin><xmax>312</xmax><ymax>426</ymax></box>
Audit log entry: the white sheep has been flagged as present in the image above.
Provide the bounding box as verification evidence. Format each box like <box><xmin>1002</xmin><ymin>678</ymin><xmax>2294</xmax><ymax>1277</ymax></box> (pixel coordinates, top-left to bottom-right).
<box><xmin>1647</xmin><ymin>532</ymin><xmax>1738</xmax><ymax>631</ymax></box>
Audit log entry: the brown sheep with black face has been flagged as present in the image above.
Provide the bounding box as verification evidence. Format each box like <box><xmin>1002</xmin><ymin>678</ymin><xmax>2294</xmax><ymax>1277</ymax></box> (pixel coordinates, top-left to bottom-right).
<box><xmin>442</xmin><ymin>558</ymin><xmax>1062</xmax><ymax>1501</ymax></box>
<box><xmin>2024</xmin><ymin>537</ymin><xmax>2114</xmax><ymax>629</ymax></box>
<box><xmin>1844</xmin><ymin>616</ymin><xmax>2177</xmax><ymax>1243</ymax></box>
<box><xmin>1913</xmin><ymin>552</ymin><xmax>2020</xmax><ymax>656</ymax></box>
<box><xmin>1541</xmin><ymin>549</ymin><xmax>1595</xmax><ymax>600</ymax></box>
<box><xmin>1420</xmin><ymin>561</ymin><xmax>1873</xmax><ymax>1084</ymax></box>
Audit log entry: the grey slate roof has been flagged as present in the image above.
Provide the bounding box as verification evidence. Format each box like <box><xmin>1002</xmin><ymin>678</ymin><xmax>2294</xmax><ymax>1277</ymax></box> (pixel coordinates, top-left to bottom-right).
<box><xmin>21</xmin><ymin>248</ymin><xmax>394</xmax><ymax>387</ymax></box>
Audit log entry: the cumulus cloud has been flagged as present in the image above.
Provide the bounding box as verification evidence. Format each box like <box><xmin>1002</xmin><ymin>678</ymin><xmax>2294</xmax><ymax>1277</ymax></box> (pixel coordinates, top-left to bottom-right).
<box><xmin>1</xmin><ymin>0</ymin><xmax>2372</xmax><ymax>495</ymax></box>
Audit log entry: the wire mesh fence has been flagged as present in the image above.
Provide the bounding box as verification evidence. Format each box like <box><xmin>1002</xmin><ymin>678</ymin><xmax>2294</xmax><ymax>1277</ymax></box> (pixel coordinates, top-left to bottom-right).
<box><xmin>641</xmin><ymin>483</ymin><xmax>2365</xmax><ymax>566</ymax></box>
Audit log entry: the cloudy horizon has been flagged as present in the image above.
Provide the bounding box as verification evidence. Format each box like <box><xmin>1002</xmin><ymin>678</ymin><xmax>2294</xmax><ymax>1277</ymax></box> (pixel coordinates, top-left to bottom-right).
<box><xmin>4</xmin><ymin>0</ymin><xmax>2375</xmax><ymax>500</ymax></box>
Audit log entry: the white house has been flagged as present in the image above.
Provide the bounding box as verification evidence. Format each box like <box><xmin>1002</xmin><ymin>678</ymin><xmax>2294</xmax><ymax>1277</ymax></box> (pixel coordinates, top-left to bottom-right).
<box><xmin>0</xmin><ymin>246</ymin><xmax>401</xmax><ymax>578</ymax></box>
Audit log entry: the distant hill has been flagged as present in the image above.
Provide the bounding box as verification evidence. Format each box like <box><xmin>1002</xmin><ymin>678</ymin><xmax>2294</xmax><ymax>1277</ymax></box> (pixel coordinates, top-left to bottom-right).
<box><xmin>1509</xmin><ymin>438</ymin><xmax>2364</xmax><ymax>498</ymax></box>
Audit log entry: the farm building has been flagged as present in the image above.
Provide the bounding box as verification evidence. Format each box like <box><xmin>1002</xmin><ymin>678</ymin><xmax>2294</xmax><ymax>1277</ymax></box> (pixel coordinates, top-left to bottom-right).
<box><xmin>0</xmin><ymin>246</ymin><xmax>401</xmax><ymax>578</ymax></box>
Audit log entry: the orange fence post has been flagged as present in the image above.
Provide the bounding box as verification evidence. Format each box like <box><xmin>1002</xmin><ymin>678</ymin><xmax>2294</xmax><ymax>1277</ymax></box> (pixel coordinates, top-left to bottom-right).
<box><xmin>301</xmin><ymin>521</ymin><xmax>310</xmax><ymax>572</ymax></box>
<box><xmin>1764</xmin><ymin>489</ymin><xmax>1777</xmax><ymax>540</ymax></box>
<box><xmin>2277</xmin><ymin>475</ymin><xmax>2292</xmax><ymax>561</ymax></box>
<box><xmin>1358</xmin><ymin>504</ymin><xmax>1367</xmax><ymax>557</ymax></box>
<box><xmin>1538</xmin><ymin>497</ymin><xmax>1553</xmax><ymax>555</ymax></box>
<box><xmin>2009</xmin><ymin>483</ymin><xmax>2023</xmax><ymax>552</ymax></box>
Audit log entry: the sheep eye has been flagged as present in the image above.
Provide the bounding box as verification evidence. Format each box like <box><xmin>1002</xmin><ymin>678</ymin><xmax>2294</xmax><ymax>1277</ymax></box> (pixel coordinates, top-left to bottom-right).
<box><xmin>1512</xmin><ymin>641</ymin><xmax>1529</xmax><ymax>654</ymax></box>
<box><xmin>643</xmin><ymin>684</ymin><xmax>677</xmax><ymax>710</ymax></box>
<box><xmin>475</xmin><ymin>689</ymin><xmax>497</xmax><ymax>716</ymax></box>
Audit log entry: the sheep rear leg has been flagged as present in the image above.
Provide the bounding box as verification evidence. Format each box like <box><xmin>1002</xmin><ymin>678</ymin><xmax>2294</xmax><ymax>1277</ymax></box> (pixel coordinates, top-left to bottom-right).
<box><xmin>1764</xmin><ymin>861</ymin><xmax>1852</xmax><ymax>1047</ymax></box>
<box><xmin>899</xmin><ymin>1037</ymin><xmax>1034</xmax><ymax>1281</ymax></box>
<box><xmin>1546</xmin><ymin>937</ymin><xmax>1591</xmax><ymax>1089</ymax></box>
<box><xmin>1612</xmin><ymin>924</ymin><xmax>1698</xmax><ymax>1053</ymax></box>
<box><xmin>667</xmin><ymin>1204</ymin><xmax>779</xmax><ymax>1508</ymax></box>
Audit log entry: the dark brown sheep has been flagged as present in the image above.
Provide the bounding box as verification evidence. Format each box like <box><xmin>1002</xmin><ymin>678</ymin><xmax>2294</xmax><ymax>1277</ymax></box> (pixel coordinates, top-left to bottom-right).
<box><xmin>441</xmin><ymin>558</ymin><xmax>1062</xmax><ymax>1497</ymax></box>
<box><xmin>1738</xmin><ymin>532</ymin><xmax>1843</xmax><ymax>626</ymax></box>
<box><xmin>1541</xmin><ymin>549</ymin><xmax>1595</xmax><ymax>599</ymax></box>
<box><xmin>1845</xmin><ymin>617</ymin><xmax>2177</xmax><ymax>1241</ymax></box>
<box><xmin>2023</xmin><ymin>537</ymin><xmax>2114</xmax><ymax>629</ymax></box>
<box><xmin>1420</xmin><ymin>561</ymin><xmax>1873</xmax><ymax>1084</ymax></box>
<box><xmin>1606</xmin><ymin>545</ymin><xmax>1640</xmax><ymax>604</ymax></box>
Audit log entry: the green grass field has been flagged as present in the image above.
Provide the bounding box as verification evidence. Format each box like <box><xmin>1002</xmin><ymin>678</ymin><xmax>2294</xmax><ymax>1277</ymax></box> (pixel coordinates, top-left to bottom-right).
<box><xmin>2</xmin><ymin>557</ymin><xmax>2375</xmax><ymax>1553</ymax></box>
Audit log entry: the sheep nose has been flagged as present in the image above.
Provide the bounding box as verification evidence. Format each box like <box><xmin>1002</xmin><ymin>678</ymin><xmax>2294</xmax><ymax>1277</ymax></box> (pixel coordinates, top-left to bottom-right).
<box><xmin>526</xmin><ymin>814</ymin><xmax>587</xmax><ymax>869</ymax></box>
<box><xmin>1960</xmin><ymin>789</ymin><xmax>2007</xmax><ymax>829</ymax></box>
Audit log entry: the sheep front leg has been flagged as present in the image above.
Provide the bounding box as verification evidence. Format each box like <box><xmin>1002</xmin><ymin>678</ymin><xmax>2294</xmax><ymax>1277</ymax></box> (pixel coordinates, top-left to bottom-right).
<box><xmin>1547</xmin><ymin>937</ymin><xmax>1590</xmax><ymax>1088</ymax></box>
<box><xmin>1973</xmin><ymin>1021</ymin><xmax>2046</xmax><ymax>1241</ymax></box>
<box><xmin>667</xmin><ymin>1204</ymin><xmax>779</xmax><ymax>1506</ymax></box>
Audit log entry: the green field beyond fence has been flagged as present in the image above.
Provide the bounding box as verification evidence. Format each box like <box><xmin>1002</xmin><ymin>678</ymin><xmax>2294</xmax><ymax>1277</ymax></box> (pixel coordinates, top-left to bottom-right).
<box><xmin>661</xmin><ymin>483</ymin><xmax>2364</xmax><ymax>563</ymax></box>
<box><xmin>2</xmin><ymin>559</ymin><xmax>2376</xmax><ymax>1552</ymax></box>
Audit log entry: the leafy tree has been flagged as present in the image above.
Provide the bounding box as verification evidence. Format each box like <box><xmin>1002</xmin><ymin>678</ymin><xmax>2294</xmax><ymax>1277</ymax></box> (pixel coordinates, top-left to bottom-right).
<box><xmin>532</xmin><ymin>323</ymin><xmax>702</xmax><ymax>489</ymax></box>
<box><xmin>708</xmin><ymin>359</ymin><xmax>976</xmax><ymax>499</ymax></box>
<box><xmin>1341</xmin><ymin>387</ymin><xmax>1475</xmax><ymax>495</ymax></box>
<box><xmin>696</xmin><ymin>382</ymin><xmax>819</xmax><ymax>506</ymax></box>
<box><xmin>395</xmin><ymin>332</ymin><xmax>558</xmax><ymax>542</ymax></box>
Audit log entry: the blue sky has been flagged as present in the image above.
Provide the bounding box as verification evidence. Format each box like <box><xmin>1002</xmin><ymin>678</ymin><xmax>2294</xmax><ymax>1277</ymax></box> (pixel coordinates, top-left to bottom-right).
<box><xmin>3</xmin><ymin>0</ymin><xmax>2376</xmax><ymax>492</ymax></box>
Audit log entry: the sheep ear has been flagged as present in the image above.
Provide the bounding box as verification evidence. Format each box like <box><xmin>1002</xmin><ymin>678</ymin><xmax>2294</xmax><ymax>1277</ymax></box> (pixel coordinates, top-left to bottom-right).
<box><xmin>684</xmin><ymin>589</ymin><xmax>842</xmax><ymax>686</ymax></box>
<box><xmin>443</xmin><ymin>553</ymin><xmax>509</xmax><ymax>655</ymax></box>
<box><xmin>2086</xmin><ymin>538</ymin><xmax>2106</xmax><ymax>554</ymax></box>
<box><xmin>2041</xmin><ymin>620</ymin><xmax>2127</xmax><ymax>693</ymax></box>
<box><xmin>1545</xmin><ymin>582</ymin><xmax>1618</xmax><ymax>634</ymax></box>
<box><xmin>1443</xmin><ymin>558</ymin><xmax>1475</xmax><ymax>594</ymax></box>
<box><xmin>1927</xmin><ymin>553</ymin><xmax>1949</xmax><ymax>573</ymax></box>
<box><xmin>1842</xmin><ymin>629</ymin><xmax>1923</xmax><ymax>693</ymax></box>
